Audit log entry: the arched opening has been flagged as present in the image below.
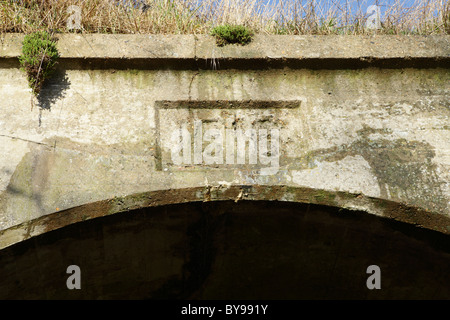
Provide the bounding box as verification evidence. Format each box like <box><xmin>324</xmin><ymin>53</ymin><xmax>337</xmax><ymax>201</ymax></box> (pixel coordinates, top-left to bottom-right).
<box><xmin>1</xmin><ymin>200</ymin><xmax>449</xmax><ymax>299</ymax></box>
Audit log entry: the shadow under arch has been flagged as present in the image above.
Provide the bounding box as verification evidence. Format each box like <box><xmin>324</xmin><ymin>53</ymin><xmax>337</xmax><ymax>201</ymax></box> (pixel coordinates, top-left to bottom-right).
<box><xmin>1</xmin><ymin>185</ymin><xmax>450</xmax><ymax>300</ymax></box>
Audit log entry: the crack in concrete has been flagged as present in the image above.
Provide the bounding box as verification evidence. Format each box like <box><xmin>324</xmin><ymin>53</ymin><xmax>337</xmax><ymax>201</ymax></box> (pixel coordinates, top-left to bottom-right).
<box><xmin>0</xmin><ymin>134</ymin><xmax>53</xmax><ymax>149</ymax></box>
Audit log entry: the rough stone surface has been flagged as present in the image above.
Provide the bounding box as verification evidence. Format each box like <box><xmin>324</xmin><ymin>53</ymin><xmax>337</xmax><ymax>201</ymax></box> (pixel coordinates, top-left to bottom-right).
<box><xmin>0</xmin><ymin>34</ymin><xmax>449</xmax><ymax>249</ymax></box>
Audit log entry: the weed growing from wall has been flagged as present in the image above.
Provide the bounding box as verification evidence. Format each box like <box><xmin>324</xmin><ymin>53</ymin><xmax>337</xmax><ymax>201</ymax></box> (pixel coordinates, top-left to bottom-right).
<box><xmin>19</xmin><ymin>31</ymin><xmax>59</xmax><ymax>97</ymax></box>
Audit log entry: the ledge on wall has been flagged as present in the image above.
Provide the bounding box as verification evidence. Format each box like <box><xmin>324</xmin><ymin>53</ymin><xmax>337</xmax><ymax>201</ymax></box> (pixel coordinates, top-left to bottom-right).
<box><xmin>1</xmin><ymin>34</ymin><xmax>449</xmax><ymax>69</ymax></box>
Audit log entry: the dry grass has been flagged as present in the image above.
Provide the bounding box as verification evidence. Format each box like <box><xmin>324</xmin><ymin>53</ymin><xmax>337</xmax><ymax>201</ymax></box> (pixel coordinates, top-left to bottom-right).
<box><xmin>0</xmin><ymin>0</ymin><xmax>448</xmax><ymax>35</ymax></box>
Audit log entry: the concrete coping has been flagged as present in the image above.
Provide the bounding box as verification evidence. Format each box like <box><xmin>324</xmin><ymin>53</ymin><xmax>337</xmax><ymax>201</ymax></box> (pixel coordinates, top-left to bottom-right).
<box><xmin>1</xmin><ymin>33</ymin><xmax>449</xmax><ymax>61</ymax></box>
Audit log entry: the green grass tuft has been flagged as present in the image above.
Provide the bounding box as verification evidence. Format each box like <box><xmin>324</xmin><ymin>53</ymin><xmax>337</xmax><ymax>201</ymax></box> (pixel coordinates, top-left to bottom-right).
<box><xmin>210</xmin><ymin>24</ymin><xmax>254</xmax><ymax>46</ymax></box>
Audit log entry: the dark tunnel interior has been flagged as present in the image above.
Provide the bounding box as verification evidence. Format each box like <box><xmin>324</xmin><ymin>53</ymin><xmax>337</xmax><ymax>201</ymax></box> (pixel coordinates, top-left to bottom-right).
<box><xmin>1</xmin><ymin>200</ymin><xmax>450</xmax><ymax>300</ymax></box>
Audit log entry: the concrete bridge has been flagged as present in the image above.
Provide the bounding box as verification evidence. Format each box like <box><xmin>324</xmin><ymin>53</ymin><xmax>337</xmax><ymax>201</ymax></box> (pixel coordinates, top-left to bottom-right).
<box><xmin>0</xmin><ymin>34</ymin><xmax>449</xmax><ymax>299</ymax></box>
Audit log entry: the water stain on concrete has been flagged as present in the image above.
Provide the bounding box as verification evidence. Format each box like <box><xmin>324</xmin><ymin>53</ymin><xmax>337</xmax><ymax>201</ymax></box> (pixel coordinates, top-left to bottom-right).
<box><xmin>306</xmin><ymin>126</ymin><xmax>447</xmax><ymax>213</ymax></box>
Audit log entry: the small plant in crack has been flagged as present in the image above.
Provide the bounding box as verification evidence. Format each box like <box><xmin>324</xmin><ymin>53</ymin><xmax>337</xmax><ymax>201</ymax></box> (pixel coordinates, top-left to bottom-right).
<box><xmin>19</xmin><ymin>31</ymin><xmax>59</xmax><ymax>99</ymax></box>
<box><xmin>210</xmin><ymin>24</ymin><xmax>253</xmax><ymax>47</ymax></box>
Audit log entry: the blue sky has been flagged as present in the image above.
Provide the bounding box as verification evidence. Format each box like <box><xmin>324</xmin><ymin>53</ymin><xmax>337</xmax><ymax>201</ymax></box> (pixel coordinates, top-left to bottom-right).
<box><xmin>261</xmin><ymin>0</ymin><xmax>420</xmax><ymax>11</ymax></box>
<box><xmin>122</xmin><ymin>0</ymin><xmax>439</xmax><ymax>24</ymax></box>
<box><xmin>196</xmin><ymin>0</ymin><xmax>430</xmax><ymax>21</ymax></box>
<box><xmin>259</xmin><ymin>0</ymin><xmax>424</xmax><ymax>19</ymax></box>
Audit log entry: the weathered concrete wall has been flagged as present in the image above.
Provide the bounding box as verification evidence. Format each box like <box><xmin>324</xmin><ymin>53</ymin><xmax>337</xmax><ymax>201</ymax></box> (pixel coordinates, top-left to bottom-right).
<box><xmin>0</xmin><ymin>34</ymin><xmax>449</xmax><ymax>249</ymax></box>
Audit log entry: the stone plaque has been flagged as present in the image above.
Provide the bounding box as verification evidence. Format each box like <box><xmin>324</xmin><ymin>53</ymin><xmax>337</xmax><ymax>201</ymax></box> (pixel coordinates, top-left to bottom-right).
<box><xmin>155</xmin><ymin>100</ymin><xmax>301</xmax><ymax>175</ymax></box>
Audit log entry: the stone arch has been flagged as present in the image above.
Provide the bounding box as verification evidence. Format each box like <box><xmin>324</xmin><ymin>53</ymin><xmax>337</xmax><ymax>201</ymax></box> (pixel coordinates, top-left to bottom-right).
<box><xmin>1</xmin><ymin>187</ymin><xmax>450</xmax><ymax>299</ymax></box>
<box><xmin>1</xmin><ymin>185</ymin><xmax>450</xmax><ymax>251</ymax></box>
